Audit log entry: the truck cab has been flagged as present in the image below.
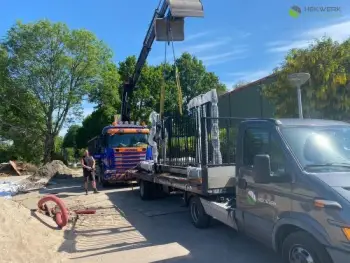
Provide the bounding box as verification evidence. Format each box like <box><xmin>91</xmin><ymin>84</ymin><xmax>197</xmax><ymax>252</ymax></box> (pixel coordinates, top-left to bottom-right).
<box><xmin>88</xmin><ymin>121</ymin><xmax>151</xmax><ymax>186</ymax></box>
<box><xmin>231</xmin><ymin>118</ymin><xmax>350</xmax><ymax>263</ymax></box>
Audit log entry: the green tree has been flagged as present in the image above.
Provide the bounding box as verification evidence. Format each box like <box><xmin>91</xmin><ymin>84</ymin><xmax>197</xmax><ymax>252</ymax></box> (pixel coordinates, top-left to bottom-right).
<box><xmin>118</xmin><ymin>56</ymin><xmax>164</xmax><ymax>121</ymax></box>
<box><xmin>63</xmin><ymin>124</ymin><xmax>80</xmax><ymax>148</ymax></box>
<box><xmin>89</xmin><ymin>61</ymin><xmax>121</xmax><ymax>111</ymax></box>
<box><xmin>75</xmin><ymin>109</ymin><xmax>112</xmax><ymax>149</ymax></box>
<box><xmin>54</xmin><ymin>136</ymin><xmax>63</xmax><ymax>153</ymax></box>
<box><xmin>264</xmin><ymin>37</ymin><xmax>350</xmax><ymax>119</ymax></box>
<box><xmin>2</xmin><ymin>20</ymin><xmax>112</xmax><ymax>163</ymax></box>
<box><xmin>174</xmin><ymin>52</ymin><xmax>226</xmax><ymax>108</ymax></box>
<box><xmin>0</xmin><ymin>46</ymin><xmax>45</xmax><ymax>164</ymax></box>
<box><xmin>118</xmin><ymin>53</ymin><xmax>227</xmax><ymax>120</ymax></box>
<box><xmin>75</xmin><ymin>61</ymin><xmax>122</xmax><ymax>149</ymax></box>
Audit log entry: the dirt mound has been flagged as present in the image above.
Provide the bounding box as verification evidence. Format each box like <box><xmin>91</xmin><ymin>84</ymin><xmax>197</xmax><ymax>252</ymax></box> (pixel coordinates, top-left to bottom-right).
<box><xmin>17</xmin><ymin>162</ymin><xmax>38</xmax><ymax>174</ymax></box>
<box><xmin>0</xmin><ymin>198</ymin><xmax>66</xmax><ymax>263</ymax></box>
<box><xmin>0</xmin><ymin>161</ymin><xmax>38</xmax><ymax>177</ymax></box>
<box><xmin>32</xmin><ymin>160</ymin><xmax>72</xmax><ymax>180</ymax></box>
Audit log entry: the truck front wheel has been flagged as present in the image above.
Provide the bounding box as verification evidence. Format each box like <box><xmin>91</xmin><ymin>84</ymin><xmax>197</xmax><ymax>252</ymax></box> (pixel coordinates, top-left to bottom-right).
<box><xmin>189</xmin><ymin>196</ymin><xmax>211</xmax><ymax>229</ymax></box>
<box><xmin>97</xmin><ymin>166</ymin><xmax>109</xmax><ymax>188</ymax></box>
<box><xmin>281</xmin><ymin>231</ymin><xmax>332</xmax><ymax>263</ymax></box>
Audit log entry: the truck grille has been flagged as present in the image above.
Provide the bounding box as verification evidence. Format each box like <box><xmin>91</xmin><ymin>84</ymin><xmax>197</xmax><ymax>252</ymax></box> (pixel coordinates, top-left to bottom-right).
<box><xmin>114</xmin><ymin>148</ymin><xmax>146</xmax><ymax>173</ymax></box>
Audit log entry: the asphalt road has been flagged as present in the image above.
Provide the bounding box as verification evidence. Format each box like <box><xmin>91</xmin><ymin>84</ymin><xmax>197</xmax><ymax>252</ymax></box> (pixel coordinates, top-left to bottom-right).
<box><xmin>104</xmin><ymin>186</ymin><xmax>282</xmax><ymax>263</ymax></box>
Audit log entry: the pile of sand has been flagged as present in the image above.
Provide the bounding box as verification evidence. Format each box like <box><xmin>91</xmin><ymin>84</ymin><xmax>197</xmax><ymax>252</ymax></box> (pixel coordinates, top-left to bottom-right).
<box><xmin>0</xmin><ymin>198</ymin><xmax>66</xmax><ymax>263</ymax></box>
<box><xmin>31</xmin><ymin>160</ymin><xmax>72</xmax><ymax>180</ymax></box>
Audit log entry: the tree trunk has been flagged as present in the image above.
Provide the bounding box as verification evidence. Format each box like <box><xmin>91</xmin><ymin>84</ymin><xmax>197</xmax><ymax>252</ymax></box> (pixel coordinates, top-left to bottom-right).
<box><xmin>43</xmin><ymin>132</ymin><xmax>55</xmax><ymax>164</ymax></box>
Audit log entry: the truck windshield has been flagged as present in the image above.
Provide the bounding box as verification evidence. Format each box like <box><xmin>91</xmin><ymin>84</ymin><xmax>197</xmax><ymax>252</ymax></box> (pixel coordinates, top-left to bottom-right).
<box><xmin>107</xmin><ymin>133</ymin><xmax>148</xmax><ymax>148</ymax></box>
<box><xmin>280</xmin><ymin>126</ymin><xmax>350</xmax><ymax>171</ymax></box>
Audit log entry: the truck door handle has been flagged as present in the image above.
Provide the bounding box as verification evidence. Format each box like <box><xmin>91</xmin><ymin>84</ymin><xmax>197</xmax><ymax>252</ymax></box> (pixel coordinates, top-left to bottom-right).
<box><xmin>238</xmin><ymin>178</ymin><xmax>247</xmax><ymax>189</ymax></box>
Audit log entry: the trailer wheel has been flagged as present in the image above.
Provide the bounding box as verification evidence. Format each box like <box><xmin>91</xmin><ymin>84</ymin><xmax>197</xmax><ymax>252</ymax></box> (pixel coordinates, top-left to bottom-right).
<box><xmin>189</xmin><ymin>196</ymin><xmax>211</xmax><ymax>228</ymax></box>
<box><xmin>139</xmin><ymin>180</ymin><xmax>153</xmax><ymax>200</ymax></box>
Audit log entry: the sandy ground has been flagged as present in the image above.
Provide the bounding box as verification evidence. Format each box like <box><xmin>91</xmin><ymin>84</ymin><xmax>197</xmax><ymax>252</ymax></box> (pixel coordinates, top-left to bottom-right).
<box><xmin>0</xmin><ymin>198</ymin><xmax>67</xmax><ymax>263</ymax></box>
<box><xmin>12</xmin><ymin>174</ymin><xmax>282</xmax><ymax>263</ymax></box>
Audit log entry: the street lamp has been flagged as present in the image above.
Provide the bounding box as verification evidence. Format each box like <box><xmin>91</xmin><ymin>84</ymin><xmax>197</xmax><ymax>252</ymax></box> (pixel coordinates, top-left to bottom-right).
<box><xmin>288</xmin><ymin>73</ymin><xmax>310</xmax><ymax>119</ymax></box>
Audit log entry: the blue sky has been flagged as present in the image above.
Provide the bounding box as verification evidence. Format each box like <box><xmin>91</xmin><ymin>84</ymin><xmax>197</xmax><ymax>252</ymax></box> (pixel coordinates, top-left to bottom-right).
<box><xmin>1</xmin><ymin>0</ymin><xmax>349</xmax><ymax>136</ymax></box>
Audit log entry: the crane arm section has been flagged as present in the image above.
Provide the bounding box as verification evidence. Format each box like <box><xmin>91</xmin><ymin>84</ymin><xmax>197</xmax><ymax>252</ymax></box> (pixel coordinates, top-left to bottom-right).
<box><xmin>132</xmin><ymin>1</ymin><xmax>169</xmax><ymax>86</ymax></box>
<box><xmin>121</xmin><ymin>0</ymin><xmax>204</xmax><ymax>122</ymax></box>
<box><xmin>121</xmin><ymin>1</ymin><xmax>168</xmax><ymax>122</ymax></box>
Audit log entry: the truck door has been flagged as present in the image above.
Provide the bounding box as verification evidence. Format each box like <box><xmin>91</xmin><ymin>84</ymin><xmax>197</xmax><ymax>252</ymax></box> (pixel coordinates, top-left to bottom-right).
<box><xmin>236</xmin><ymin>124</ymin><xmax>292</xmax><ymax>247</ymax></box>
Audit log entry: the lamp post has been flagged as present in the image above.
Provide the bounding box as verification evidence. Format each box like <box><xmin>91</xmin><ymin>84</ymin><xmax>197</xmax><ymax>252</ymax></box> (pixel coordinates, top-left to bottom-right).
<box><xmin>288</xmin><ymin>73</ymin><xmax>310</xmax><ymax>119</ymax></box>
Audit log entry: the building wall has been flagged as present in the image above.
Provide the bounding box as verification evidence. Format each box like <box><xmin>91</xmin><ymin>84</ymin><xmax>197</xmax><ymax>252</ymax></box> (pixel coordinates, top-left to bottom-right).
<box><xmin>218</xmin><ymin>74</ymin><xmax>276</xmax><ymax>118</ymax></box>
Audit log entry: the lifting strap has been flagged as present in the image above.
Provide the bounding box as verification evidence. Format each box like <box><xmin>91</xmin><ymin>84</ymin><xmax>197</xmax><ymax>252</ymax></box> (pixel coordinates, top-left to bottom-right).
<box><xmin>159</xmin><ymin>19</ymin><xmax>183</xmax><ymax>119</ymax></box>
<box><xmin>159</xmin><ymin>42</ymin><xmax>167</xmax><ymax>120</ymax></box>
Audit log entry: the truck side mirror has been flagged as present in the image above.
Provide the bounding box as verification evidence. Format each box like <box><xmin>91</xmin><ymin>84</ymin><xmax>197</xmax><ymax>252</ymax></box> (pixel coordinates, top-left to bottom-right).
<box><xmin>253</xmin><ymin>154</ymin><xmax>271</xmax><ymax>184</ymax></box>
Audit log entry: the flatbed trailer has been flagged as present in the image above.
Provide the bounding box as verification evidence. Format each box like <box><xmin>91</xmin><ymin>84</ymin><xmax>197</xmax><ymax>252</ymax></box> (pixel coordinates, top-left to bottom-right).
<box><xmin>129</xmin><ymin>89</ymin><xmax>241</xmax><ymax>230</ymax></box>
<box><xmin>130</xmin><ymin>163</ymin><xmax>236</xmax><ymax>198</ymax></box>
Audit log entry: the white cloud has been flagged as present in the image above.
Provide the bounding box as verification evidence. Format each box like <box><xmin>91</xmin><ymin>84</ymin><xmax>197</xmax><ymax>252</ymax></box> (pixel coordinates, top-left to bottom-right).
<box><xmin>186</xmin><ymin>31</ymin><xmax>210</xmax><ymax>41</ymax></box>
<box><xmin>239</xmin><ymin>32</ymin><xmax>252</xmax><ymax>38</ymax></box>
<box><xmin>303</xmin><ymin>20</ymin><xmax>350</xmax><ymax>42</ymax></box>
<box><xmin>266</xmin><ymin>19</ymin><xmax>350</xmax><ymax>53</ymax></box>
<box><xmin>200</xmin><ymin>49</ymin><xmax>248</xmax><ymax>66</ymax></box>
<box><xmin>266</xmin><ymin>40</ymin><xmax>291</xmax><ymax>47</ymax></box>
<box><xmin>232</xmin><ymin>70</ymin><xmax>272</xmax><ymax>82</ymax></box>
<box><xmin>222</xmin><ymin>69</ymin><xmax>274</xmax><ymax>90</ymax></box>
<box><xmin>178</xmin><ymin>37</ymin><xmax>232</xmax><ymax>55</ymax></box>
<box><xmin>150</xmin><ymin>35</ymin><xmax>249</xmax><ymax>67</ymax></box>
<box><xmin>267</xmin><ymin>40</ymin><xmax>313</xmax><ymax>53</ymax></box>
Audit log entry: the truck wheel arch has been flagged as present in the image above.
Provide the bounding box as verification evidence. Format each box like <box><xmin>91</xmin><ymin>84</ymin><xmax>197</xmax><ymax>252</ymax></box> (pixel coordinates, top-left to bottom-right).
<box><xmin>272</xmin><ymin>215</ymin><xmax>331</xmax><ymax>252</ymax></box>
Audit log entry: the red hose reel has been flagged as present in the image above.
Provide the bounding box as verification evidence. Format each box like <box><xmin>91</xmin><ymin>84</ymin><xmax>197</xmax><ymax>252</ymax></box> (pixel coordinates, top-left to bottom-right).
<box><xmin>37</xmin><ymin>194</ymin><xmax>96</xmax><ymax>228</ymax></box>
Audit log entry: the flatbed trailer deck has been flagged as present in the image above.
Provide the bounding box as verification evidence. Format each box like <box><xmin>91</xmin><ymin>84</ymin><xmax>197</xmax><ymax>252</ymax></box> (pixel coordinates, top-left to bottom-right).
<box><xmin>129</xmin><ymin>163</ymin><xmax>236</xmax><ymax>199</ymax></box>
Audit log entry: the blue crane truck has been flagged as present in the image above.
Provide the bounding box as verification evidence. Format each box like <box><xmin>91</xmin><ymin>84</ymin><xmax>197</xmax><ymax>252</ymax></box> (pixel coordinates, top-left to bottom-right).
<box><xmin>87</xmin><ymin>118</ymin><xmax>151</xmax><ymax>186</ymax></box>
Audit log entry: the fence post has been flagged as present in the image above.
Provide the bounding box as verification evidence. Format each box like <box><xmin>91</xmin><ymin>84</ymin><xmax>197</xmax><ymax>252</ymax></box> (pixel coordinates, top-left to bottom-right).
<box><xmin>201</xmin><ymin>117</ymin><xmax>207</xmax><ymax>166</ymax></box>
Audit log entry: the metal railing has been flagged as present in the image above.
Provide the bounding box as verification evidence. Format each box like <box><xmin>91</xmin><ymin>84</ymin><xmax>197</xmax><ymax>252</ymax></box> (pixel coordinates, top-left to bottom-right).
<box><xmin>162</xmin><ymin>114</ymin><xmax>199</xmax><ymax>166</ymax></box>
<box><xmin>158</xmin><ymin>114</ymin><xmax>245</xmax><ymax>167</ymax></box>
<box><xmin>201</xmin><ymin>117</ymin><xmax>244</xmax><ymax>166</ymax></box>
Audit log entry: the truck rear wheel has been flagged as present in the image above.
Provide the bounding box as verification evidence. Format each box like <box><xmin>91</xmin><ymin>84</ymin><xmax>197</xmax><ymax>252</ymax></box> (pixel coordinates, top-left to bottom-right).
<box><xmin>189</xmin><ymin>196</ymin><xmax>211</xmax><ymax>229</ymax></box>
<box><xmin>139</xmin><ymin>180</ymin><xmax>153</xmax><ymax>200</ymax></box>
<box><xmin>281</xmin><ymin>231</ymin><xmax>332</xmax><ymax>263</ymax></box>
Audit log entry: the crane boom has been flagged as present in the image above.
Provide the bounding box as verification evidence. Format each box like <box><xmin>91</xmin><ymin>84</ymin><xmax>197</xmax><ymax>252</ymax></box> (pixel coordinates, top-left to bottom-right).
<box><xmin>132</xmin><ymin>2</ymin><xmax>169</xmax><ymax>86</ymax></box>
<box><xmin>121</xmin><ymin>0</ymin><xmax>204</xmax><ymax>122</ymax></box>
<box><xmin>121</xmin><ymin>1</ymin><xmax>169</xmax><ymax>122</ymax></box>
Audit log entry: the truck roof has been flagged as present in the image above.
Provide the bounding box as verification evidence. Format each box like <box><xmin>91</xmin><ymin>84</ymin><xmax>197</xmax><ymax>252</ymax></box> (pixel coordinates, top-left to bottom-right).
<box><xmin>265</xmin><ymin>118</ymin><xmax>349</xmax><ymax>127</ymax></box>
<box><xmin>276</xmin><ymin>118</ymin><xmax>349</xmax><ymax>127</ymax></box>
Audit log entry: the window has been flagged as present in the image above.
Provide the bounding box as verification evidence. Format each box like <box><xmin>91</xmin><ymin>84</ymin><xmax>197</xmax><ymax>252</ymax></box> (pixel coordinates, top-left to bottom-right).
<box><xmin>269</xmin><ymin>134</ymin><xmax>286</xmax><ymax>176</ymax></box>
<box><xmin>243</xmin><ymin>128</ymin><xmax>286</xmax><ymax>176</ymax></box>
<box><xmin>281</xmin><ymin>126</ymin><xmax>350</xmax><ymax>172</ymax></box>
<box><xmin>243</xmin><ymin>128</ymin><xmax>269</xmax><ymax>165</ymax></box>
<box><xmin>107</xmin><ymin>133</ymin><xmax>148</xmax><ymax>148</ymax></box>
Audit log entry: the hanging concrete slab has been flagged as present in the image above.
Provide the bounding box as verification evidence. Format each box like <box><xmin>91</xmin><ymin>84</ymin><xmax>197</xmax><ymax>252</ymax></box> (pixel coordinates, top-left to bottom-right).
<box><xmin>167</xmin><ymin>0</ymin><xmax>204</xmax><ymax>18</ymax></box>
<box><xmin>155</xmin><ymin>18</ymin><xmax>185</xmax><ymax>41</ymax></box>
